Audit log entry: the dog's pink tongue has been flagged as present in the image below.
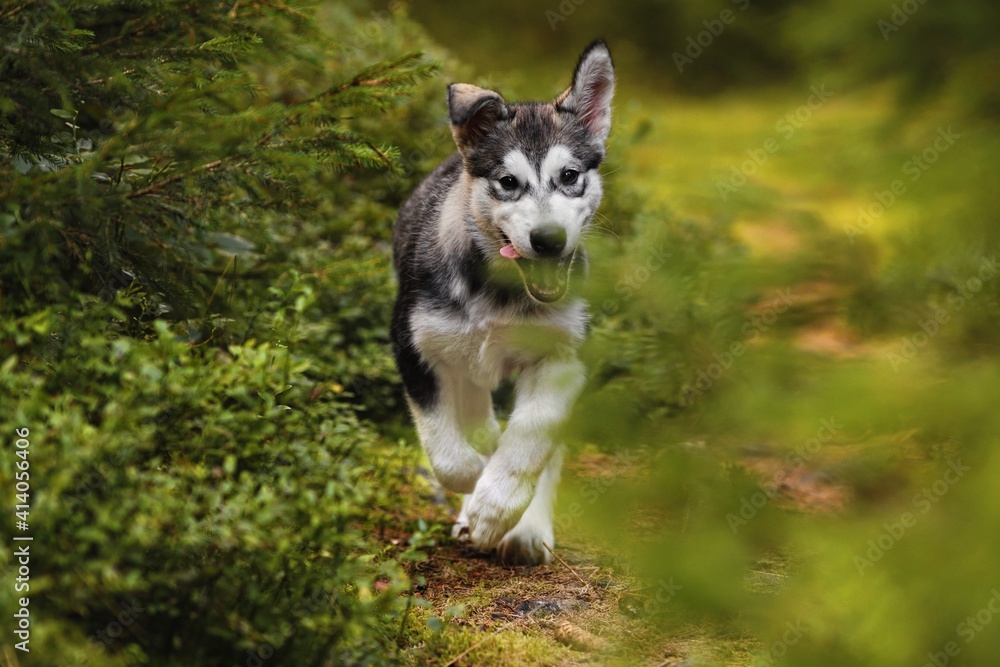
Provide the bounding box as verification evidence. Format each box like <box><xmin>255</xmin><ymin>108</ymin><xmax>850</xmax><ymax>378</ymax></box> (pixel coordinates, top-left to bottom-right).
<box><xmin>500</xmin><ymin>243</ymin><xmax>521</xmax><ymax>259</ymax></box>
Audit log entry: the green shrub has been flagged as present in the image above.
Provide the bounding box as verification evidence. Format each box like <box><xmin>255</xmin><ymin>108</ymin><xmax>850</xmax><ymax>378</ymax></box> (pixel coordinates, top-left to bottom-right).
<box><xmin>0</xmin><ymin>293</ymin><xmax>436</xmax><ymax>665</ymax></box>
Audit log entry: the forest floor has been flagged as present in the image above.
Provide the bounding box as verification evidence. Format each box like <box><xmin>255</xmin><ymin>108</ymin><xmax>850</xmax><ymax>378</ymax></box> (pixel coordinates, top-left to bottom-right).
<box><xmin>387</xmin><ymin>452</ymin><xmax>847</xmax><ymax>666</ymax></box>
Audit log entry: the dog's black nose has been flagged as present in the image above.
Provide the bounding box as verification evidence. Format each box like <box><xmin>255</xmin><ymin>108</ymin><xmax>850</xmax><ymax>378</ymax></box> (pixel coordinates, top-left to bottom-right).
<box><xmin>530</xmin><ymin>225</ymin><xmax>567</xmax><ymax>258</ymax></box>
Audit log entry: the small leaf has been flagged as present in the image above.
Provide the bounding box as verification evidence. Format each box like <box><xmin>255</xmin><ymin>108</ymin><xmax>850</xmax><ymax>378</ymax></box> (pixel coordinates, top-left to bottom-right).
<box><xmin>50</xmin><ymin>108</ymin><xmax>74</xmax><ymax>119</ymax></box>
<box><xmin>1</xmin><ymin>355</ymin><xmax>17</xmax><ymax>375</ymax></box>
<box><xmin>11</xmin><ymin>156</ymin><xmax>31</xmax><ymax>174</ymax></box>
<box><xmin>206</xmin><ymin>232</ymin><xmax>256</xmax><ymax>252</ymax></box>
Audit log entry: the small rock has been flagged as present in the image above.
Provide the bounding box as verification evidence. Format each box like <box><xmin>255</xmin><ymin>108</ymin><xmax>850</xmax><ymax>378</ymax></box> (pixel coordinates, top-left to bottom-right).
<box><xmin>514</xmin><ymin>597</ymin><xmax>587</xmax><ymax>617</ymax></box>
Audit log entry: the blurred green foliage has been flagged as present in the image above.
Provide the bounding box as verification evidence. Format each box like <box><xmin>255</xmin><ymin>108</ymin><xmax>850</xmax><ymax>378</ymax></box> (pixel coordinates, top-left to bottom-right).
<box><xmin>2</xmin><ymin>0</ymin><xmax>999</xmax><ymax>665</ymax></box>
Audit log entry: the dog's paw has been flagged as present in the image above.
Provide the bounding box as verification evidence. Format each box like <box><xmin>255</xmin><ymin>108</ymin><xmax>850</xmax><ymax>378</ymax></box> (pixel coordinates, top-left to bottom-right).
<box><xmin>496</xmin><ymin>517</ymin><xmax>554</xmax><ymax>566</ymax></box>
<box><xmin>451</xmin><ymin>519</ymin><xmax>470</xmax><ymax>542</ymax></box>
<box><xmin>465</xmin><ymin>470</ymin><xmax>534</xmax><ymax>551</ymax></box>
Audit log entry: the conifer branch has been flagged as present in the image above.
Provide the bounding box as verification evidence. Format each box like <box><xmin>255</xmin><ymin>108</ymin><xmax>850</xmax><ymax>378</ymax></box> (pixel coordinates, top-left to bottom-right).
<box><xmin>2</xmin><ymin>0</ymin><xmax>441</xmax><ymax>317</ymax></box>
<box><xmin>0</xmin><ymin>0</ymin><xmax>39</xmax><ymax>21</ymax></box>
<box><xmin>260</xmin><ymin>0</ymin><xmax>308</xmax><ymax>20</ymax></box>
<box><xmin>126</xmin><ymin>158</ymin><xmax>233</xmax><ymax>199</ymax></box>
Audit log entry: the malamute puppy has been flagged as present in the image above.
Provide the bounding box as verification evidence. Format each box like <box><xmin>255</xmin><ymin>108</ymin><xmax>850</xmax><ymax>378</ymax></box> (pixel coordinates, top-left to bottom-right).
<box><xmin>391</xmin><ymin>41</ymin><xmax>614</xmax><ymax>565</ymax></box>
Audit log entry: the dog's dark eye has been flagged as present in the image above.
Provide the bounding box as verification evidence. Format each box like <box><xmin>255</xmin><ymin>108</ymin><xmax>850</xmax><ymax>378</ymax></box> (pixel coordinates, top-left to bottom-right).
<box><xmin>560</xmin><ymin>169</ymin><xmax>579</xmax><ymax>186</ymax></box>
<box><xmin>499</xmin><ymin>175</ymin><xmax>519</xmax><ymax>191</ymax></box>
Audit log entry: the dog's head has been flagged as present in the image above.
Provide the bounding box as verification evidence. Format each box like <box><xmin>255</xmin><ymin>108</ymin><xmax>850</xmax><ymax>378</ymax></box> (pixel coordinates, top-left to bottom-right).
<box><xmin>448</xmin><ymin>41</ymin><xmax>615</xmax><ymax>304</ymax></box>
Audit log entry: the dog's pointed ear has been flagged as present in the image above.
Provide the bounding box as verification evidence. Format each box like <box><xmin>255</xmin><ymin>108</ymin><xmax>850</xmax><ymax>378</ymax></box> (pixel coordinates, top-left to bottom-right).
<box><xmin>556</xmin><ymin>40</ymin><xmax>615</xmax><ymax>145</ymax></box>
<box><xmin>448</xmin><ymin>83</ymin><xmax>509</xmax><ymax>153</ymax></box>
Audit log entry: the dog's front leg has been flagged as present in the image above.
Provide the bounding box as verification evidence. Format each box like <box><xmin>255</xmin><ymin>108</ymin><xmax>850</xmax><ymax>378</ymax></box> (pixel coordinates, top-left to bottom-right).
<box><xmin>465</xmin><ymin>355</ymin><xmax>585</xmax><ymax>552</ymax></box>
<box><xmin>411</xmin><ymin>365</ymin><xmax>499</xmax><ymax>495</ymax></box>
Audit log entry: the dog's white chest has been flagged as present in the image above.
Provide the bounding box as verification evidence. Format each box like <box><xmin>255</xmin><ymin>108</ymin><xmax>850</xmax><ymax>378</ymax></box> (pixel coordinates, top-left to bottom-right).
<box><xmin>409</xmin><ymin>300</ymin><xmax>586</xmax><ymax>390</ymax></box>
<box><xmin>409</xmin><ymin>311</ymin><xmax>521</xmax><ymax>388</ymax></box>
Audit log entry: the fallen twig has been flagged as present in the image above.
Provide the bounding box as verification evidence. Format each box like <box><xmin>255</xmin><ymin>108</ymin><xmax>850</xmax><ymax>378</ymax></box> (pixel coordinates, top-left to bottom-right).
<box><xmin>544</xmin><ymin>543</ymin><xmax>591</xmax><ymax>589</ymax></box>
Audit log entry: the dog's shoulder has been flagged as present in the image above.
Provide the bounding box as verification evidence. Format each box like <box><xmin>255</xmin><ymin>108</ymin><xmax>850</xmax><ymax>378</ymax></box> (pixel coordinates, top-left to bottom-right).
<box><xmin>393</xmin><ymin>152</ymin><xmax>463</xmax><ymax>270</ymax></box>
<box><xmin>400</xmin><ymin>151</ymin><xmax>463</xmax><ymax>221</ymax></box>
